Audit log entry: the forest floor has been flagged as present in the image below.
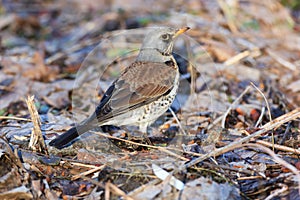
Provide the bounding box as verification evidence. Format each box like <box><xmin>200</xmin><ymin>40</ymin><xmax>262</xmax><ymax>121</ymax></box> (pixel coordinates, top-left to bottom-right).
<box><xmin>0</xmin><ymin>0</ymin><xmax>300</xmax><ymax>199</ymax></box>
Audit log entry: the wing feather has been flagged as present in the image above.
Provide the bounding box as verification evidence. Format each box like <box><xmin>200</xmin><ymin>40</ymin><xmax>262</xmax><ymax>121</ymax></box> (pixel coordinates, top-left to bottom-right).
<box><xmin>95</xmin><ymin>61</ymin><xmax>177</xmax><ymax>122</ymax></box>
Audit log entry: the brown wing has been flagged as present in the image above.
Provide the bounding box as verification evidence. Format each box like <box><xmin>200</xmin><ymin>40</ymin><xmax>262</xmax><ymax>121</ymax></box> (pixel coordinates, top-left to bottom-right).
<box><xmin>94</xmin><ymin>61</ymin><xmax>178</xmax><ymax>122</ymax></box>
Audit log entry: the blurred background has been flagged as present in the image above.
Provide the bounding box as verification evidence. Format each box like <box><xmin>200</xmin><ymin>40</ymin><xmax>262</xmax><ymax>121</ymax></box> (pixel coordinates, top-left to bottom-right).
<box><xmin>0</xmin><ymin>0</ymin><xmax>299</xmax><ymax>114</ymax></box>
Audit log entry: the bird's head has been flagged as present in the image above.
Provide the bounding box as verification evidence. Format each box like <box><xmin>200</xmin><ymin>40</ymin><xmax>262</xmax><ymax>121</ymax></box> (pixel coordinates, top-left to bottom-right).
<box><xmin>137</xmin><ymin>27</ymin><xmax>190</xmax><ymax>61</ymax></box>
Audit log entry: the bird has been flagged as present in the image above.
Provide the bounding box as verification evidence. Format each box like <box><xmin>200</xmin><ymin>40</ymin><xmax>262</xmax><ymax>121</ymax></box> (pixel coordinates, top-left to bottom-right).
<box><xmin>49</xmin><ymin>27</ymin><xmax>190</xmax><ymax>149</ymax></box>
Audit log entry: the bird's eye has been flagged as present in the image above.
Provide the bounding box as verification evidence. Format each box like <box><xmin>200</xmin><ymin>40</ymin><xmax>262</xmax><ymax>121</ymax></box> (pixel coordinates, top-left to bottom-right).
<box><xmin>161</xmin><ymin>34</ymin><xmax>170</xmax><ymax>40</ymax></box>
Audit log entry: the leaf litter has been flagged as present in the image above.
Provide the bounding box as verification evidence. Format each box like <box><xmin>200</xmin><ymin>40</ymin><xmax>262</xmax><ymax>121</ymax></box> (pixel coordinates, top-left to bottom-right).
<box><xmin>0</xmin><ymin>0</ymin><xmax>300</xmax><ymax>199</ymax></box>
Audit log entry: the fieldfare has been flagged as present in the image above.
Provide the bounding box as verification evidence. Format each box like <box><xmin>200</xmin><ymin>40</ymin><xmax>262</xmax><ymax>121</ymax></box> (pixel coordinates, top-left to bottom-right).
<box><xmin>49</xmin><ymin>27</ymin><xmax>190</xmax><ymax>148</ymax></box>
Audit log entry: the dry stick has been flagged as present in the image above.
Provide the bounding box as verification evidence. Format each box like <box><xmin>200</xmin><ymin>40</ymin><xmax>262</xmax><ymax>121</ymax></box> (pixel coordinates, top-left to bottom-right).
<box><xmin>250</xmin><ymin>82</ymin><xmax>272</xmax><ymax>121</ymax></box>
<box><xmin>158</xmin><ymin>147</ymin><xmax>189</xmax><ymax>161</ymax></box>
<box><xmin>224</xmin><ymin>50</ymin><xmax>250</xmax><ymax>66</ymax></box>
<box><xmin>237</xmin><ymin>176</ymin><xmax>264</xmax><ymax>181</ymax></box>
<box><xmin>69</xmin><ymin>161</ymin><xmax>100</xmax><ymax>169</ymax></box>
<box><xmin>224</xmin><ymin>48</ymin><xmax>261</xmax><ymax>66</ymax></box>
<box><xmin>207</xmin><ymin>114</ymin><xmax>223</xmax><ymax>130</ymax></box>
<box><xmin>256</xmin><ymin>140</ymin><xmax>300</xmax><ymax>155</ymax></box>
<box><xmin>241</xmin><ymin>129</ymin><xmax>300</xmax><ymax>154</ymax></box>
<box><xmin>265</xmin><ymin>184</ymin><xmax>288</xmax><ymax>200</ymax></box>
<box><xmin>0</xmin><ymin>116</ymin><xmax>31</xmax><ymax>122</ymax></box>
<box><xmin>105</xmin><ymin>182</ymin><xmax>110</xmax><ymax>200</ymax></box>
<box><xmin>204</xmin><ymin>162</ymin><xmax>256</xmax><ymax>176</ymax></box>
<box><xmin>181</xmin><ymin>108</ymin><xmax>300</xmax><ymax>170</ymax></box>
<box><xmin>26</xmin><ymin>96</ymin><xmax>49</xmax><ymax>156</ymax></box>
<box><xmin>108</xmin><ymin>182</ymin><xmax>136</xmax><ymax>200</ymax></box>
<box><xmin>243</xmin><ymin>143</ymin><xmax>300</xmax><ymax>195</ymax></box>
<box><xmin>221</xmin><ymin>85</ymin><xmax>252</xmax><ymax>128</ymax></box>
<box><xmin>168</xmin><ymin>107</ymin><xmax>187</xmax><ymax>135</ymax></box>
<box><xmin>255</xmin><ymin>106</ymin><xmax>265</xmax><ymax>127</ymax></box>
<box><xmin>92</xmin><ymin>131</ymin><xmax>190</xmax><ymax>161</ymax></box>
<box><xmin>72</xmin><ymin>164</ymin><xmax>106</xmax><ymax>181</ymax></box>
<box><xmin>217</xmin><ymin>0</ymin><xmax>238</xmax><ymax>33</ymax></box>
<box><xmin>266</xmin><ymin>49</ymin><xmax>296</xmax><ymax>71</ymax></box>
<box><xmin>85</xmin><ymin>174</ymin><xmax>135</xmax><ymax>200</ymax></box>
<box><xmin>250</xmin><ymin>82</ymin><xmax>275</xmax><ymax>150</ymax></box>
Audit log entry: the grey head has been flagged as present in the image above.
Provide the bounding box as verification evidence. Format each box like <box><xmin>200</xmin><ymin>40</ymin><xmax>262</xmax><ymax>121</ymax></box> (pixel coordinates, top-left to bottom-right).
<box><xmin>136</xmin><ymin>27</ymin><xmax>190</xmax><ymax>62</ymax></box>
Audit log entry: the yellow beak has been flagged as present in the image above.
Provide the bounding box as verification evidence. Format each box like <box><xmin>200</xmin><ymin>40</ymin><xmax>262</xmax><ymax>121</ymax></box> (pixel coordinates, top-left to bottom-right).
<box><xmin>174</xmin><ymin>27</ymin><xmax>190</xmax><ymax>38</ymax></box>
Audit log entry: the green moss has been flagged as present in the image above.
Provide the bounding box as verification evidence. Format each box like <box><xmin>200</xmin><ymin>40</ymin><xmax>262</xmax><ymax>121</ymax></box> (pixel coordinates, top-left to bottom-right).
<box><xmin>241</xmin><ymin>19</ymin><xmax>260</xmax><ymax>31</ymax></box>
<box><xmin>281</xmin><ymin>0</ymin><xmax>300</xmax><ymax>10</ymax></box>
<box><xmin>0</xmin><ymin>108</ymin><xmax>7</xmax><ymax>116</ymax></box>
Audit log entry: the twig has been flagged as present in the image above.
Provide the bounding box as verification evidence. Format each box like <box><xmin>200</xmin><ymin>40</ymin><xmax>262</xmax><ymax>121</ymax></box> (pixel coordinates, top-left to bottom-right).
<box><xmin>224</xmin><ymin>48</ymin><xmax>261</xmax><ymax>66</ymax></box>
<box><xmin>207</xmin><ymin>114</ymin><xmax>223</xmax><ymax>130</ymax></box>
<box><xmin>255</xmin><ymin>139</ymin><xmax>300</xmax><ymax>155</ymax></box>
<box><xmin>244</xmin><ymin>143</ymin><xmax>300</xmax><ymax>195</ymax></box>
<box><xmin>26</xmin><ymin>96</ymin><xmax>48</xmax><ymax>155</ymax></box>
<box><xmin>181</xmin><ymin>108</ymin><xmax>300</xmax><ymax>170</ymax></box>
<box><xmin>93</xmin><ymin>131</ymin><xmax>191</xmax><ymax>161</ymax></box>
<box><xmin>69</xmin><ymin>161</ymin><xmax>100</xmax><ymax>169</ymax></box>
<box><xmin>250</xmin><ymin>82</ymin><xmax>272</xmax><ymax>121</ymax></box>
<box><xmin>255</xmin><ymin>106</ymin><xmax>265</xmax><ymax>127</ymax></box>
<box><xmin>224</xmin><ymin>50</ymin><xmax>250</xmax><ymax>66</ymax></box>
<box><xmin>107</xmin><ymin>182</ymin><xmax>135</xmax><ymax>200</ymax></box>
<box><xmin>158</xmin><ymin>147</ymin><xmax>189</xmax><ymax>161</ymax></box>
<box><xmin>168</xmin><ymin>107</ymin><xmax>187</xmax><ymax>135</ymax></box>
<box><xmin>266</xmin><ymin>49</ymin><xmax>296</xmax><ymax>71</ymax></box>
<box><xmin>265</xmin><ymin>183</ymin><xmax>288</xmax><ymax>200</ymax></box>
<box><xmin>0</xmin><ymin>116</ymin><xmax>31</xmax><ymax>122</ymax></box>
<box><xmin>237</xmin><ymin>176</ymin><xmax>264</xmax><ymax>180</ymax></box>
<box><xmin>72</xmin><ymin>164</ymin><xmax>106</xmax><ymax>181</ymax></box>
<box><xmin>105</xmin><ymin>182</ymin><xmax>110</xmax><ymax>200</ymax></box>
<box><xmin>250</xmin><ymin>82</ymin><xmax>274</xmax><ymax>150</ymax></box>
<box><xmin>204</xmin><ymin>162</ymin><xmax>256</xmax><ymax>176</ymax></box>
<box><xmin>221</xmin><ymin>85</ymin><xmax>252</xmax><ymax>128</ymax></box>
<box><xmin>217</xmin><ymin>0</ymin><xmax>238</xmax><ymax>33</ymax></box>
<box><xmin>83</xmin><ymin>178</ymin><xmax>135</xmax><ymax>200</ymax></box>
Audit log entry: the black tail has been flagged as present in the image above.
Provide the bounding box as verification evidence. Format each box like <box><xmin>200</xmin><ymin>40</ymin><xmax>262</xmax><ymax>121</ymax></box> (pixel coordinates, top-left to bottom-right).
<box><xmin>49</xmin><ymin>124</ymin><xmax>92</xmax><ymax>149</ymax></box>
